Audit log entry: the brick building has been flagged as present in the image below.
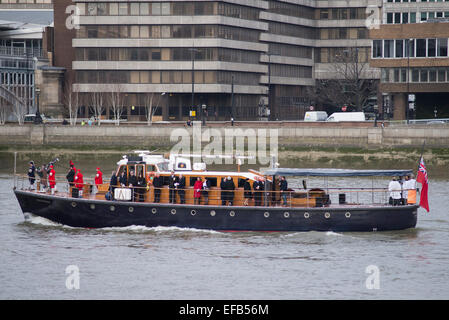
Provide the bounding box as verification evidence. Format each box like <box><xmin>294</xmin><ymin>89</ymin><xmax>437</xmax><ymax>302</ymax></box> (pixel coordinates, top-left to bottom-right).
<box><xmin>370</xmin><ymin>0</ymin><xmax>449</xmax><ymax>120</ymax></box>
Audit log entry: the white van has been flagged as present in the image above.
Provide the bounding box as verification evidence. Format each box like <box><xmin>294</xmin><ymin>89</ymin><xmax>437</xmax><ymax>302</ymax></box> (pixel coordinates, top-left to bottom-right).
<box><xmin>304</xmin><ymin>111</ymin><xmax>328</xmax><ymax>121</ymax></box>
<box><xmin>326</xmin><ymin>112</ymin><xmax>366</xmax><ymax>122</ymax></box>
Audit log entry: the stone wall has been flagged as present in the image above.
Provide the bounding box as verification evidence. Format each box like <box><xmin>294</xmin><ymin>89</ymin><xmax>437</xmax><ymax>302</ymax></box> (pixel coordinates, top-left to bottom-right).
<box><xmin>0</xmin><ymin>123</ymin><xmax>448</xmax><ymax>148</ymax></box>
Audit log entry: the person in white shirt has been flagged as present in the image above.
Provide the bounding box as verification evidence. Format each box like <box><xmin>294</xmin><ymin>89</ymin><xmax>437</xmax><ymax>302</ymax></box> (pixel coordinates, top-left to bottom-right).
<box><xmin>388</xmin><ymin>177</ymin><xmax>402</xmax><ymax>206</ymax></box>
<box><xmin>403</xmin><ymin>174</ymin><xmax>417</xmax><ymax>205</ymax></box>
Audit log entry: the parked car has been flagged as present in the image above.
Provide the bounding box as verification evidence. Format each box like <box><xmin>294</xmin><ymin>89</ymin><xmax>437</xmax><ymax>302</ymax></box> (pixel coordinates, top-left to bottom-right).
<box><xmin>24</xmin><ymin>114</ymin><xmax>58</xmax><ymax>124</ymax></box>
<box><xmin>326</xmin><ymin>112</ymin><xmax>366</xmax><ymax>122</ymax></box>
<box><xmin>304</xmin><ymin>111</ymin><xmax>328</xmax><ymax>122</ymax></box>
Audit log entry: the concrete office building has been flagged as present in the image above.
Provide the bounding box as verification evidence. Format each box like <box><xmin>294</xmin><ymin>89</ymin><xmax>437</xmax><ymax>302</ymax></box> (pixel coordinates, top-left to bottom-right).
<box><xmin>370</xmin><ymin>0</ymin><xmax>449</xmax><ymax>120</ymax></box>
<box><xmin>49</xmin><ymin>0</ymin><xmax>380</xmax><ymax>121</ymax></box>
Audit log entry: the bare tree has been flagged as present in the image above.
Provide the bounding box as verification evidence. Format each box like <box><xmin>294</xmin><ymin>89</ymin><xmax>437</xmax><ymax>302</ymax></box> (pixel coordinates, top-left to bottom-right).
<box><xmin>109</xmin><ymin>84</ymin><xmax>125</xmax><ymax>126</ymax></box>
<box><xmin>309</xmin><ymin>47</ymin><xmax>378</xmax><ymax>111</ymax></box>
<box><xmin>90</xmin><ymin>91</ymin><xmax>105</xmax><ymax>126</ymax></box>
<box><xmin>0</xmin><ymin>99</ymin><xmax>10</xmax><ymax>125</ymax></box>
<box><xmin>63</xmin><ymin>79</ymin><xmax>79</xmax><ymax>126</ymax></box>
<box><xmin>11</xmin><ymin>100</ymin><xmax>27</xmax><ymax>125</ymax></box>
<box><xmin>144</xmin><ymin>92</ymin><xmax>164</xmax><ymax>126</ymax></box>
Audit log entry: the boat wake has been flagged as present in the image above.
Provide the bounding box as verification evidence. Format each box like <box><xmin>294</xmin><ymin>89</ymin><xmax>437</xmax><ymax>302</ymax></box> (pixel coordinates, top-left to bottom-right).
<box><xmin>23</xmin><ymin>213</ymin><xmax>222</xmax><ymax>235</ymax></box>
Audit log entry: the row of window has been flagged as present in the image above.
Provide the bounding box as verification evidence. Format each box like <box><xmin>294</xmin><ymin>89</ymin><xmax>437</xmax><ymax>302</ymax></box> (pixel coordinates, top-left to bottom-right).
<box><xmin>82</xmin><ymin>2</ymin><xmax>259</xmax><ymax>21</ymax></box>
<box><xmin>269</xmin><ymin>1</ymin><xmax>314</xmax><ymax>20</ymax></box>
<box><xmin>0</xmin><ymin>0</ymin><xmax>51</xmax><ymax>3</ymax></box>
<box><xmin>75</xmin><ymin>70</ymin><xmax>260</xmax><ymax>85</ymax></box>
<box><xmin>372</xmin><ymin>38</ymin><xmax>449</xmax><ymax>58</ymax></box>
<box><xmin>316</xmin><ymin>47</ymin><xmax>370</xmax><ymax>63</ymax></box>
<box><xmin>318</xmin><ymin>8</ymin><xmax>367</xmax><ymax>20</ymax></box>
<box><xmin>269</xmin><ymin>22</ymin><xmax>316</xmax><ymax>40</ymax></box>
<box><xmin>385</xmin><ymin>11</ymin><xmax>449</xmax><ymax>24</ymax></box>
<box><xmin>77</xmin><ymin>25</ymin><xmax>261</xmax><ymax>43</ymax></box>
<box><xmin>386</xmin><ymin>0</ymin><xmax>449</xmax><ymax>2</ymax></box>
<box><xmin>381</xmin><ymin>67</ymin><xmax>449</xmax><ymax>83</ymax></box>
<box><xmin>75</xmin><ymin>47</ymin><xmax>260</xmax><ymax>64</ymax></box>
<box><xmin>320</xmin><ymin>28</ymin><xmax>368</xmax><ymax>40</ymax></box>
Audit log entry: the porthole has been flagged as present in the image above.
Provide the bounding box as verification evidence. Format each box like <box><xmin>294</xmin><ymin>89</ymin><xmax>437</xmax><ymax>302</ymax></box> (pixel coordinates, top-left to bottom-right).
<box><xmin>264</xmin><ymin>211</ymin><xmax>270</xmax><ymax>218</ymax></box>
<box><xmin>110</xmin><ymin>205</ymin><xmax>115</xmax><ymax>212</ymax></box>
<box><xmin>90</xmin><ymin>204</ymin><xmax>95</xmax><ymax>210</ymax></box>
<box><xmin>229</xmin><ymin>211</ymin><xmax>235</xmax><ymax>217</ymax></box>
<box><xmin>284</xmin><ymin>212</ymin><xmax>290</xmax><ymax>218</ymax></box>
<box><xmin>191</xmin><ymin>210</ymin><xmax>196</xmax><ymax>216</ymax></box>
<box><xmin>151</xmin><ymin>208</ymin><xmax>157</xmax><ymax>214</ymax></box>
<box><xmin>171</xmin><ymin>208</ymin><xmax>176</xmax><ymax>215</ymax></box>
<box><xmin>71</xmin><ymin>202</ymin><xmax>77</xmax><ymax>208</ymax></box>
<box><xmin>324</xmin><ymin>212</ymin><xmax>331</xmax><ymax>219</ymax></box>
<box><xmin>128</xmin><ymin>207</ymin><xmax>134</xmax><ymax>213</ymax></box>
<box><xmin>345</xmin><ymin>212</ymin><xmax>351</xmax><ymax>218</ymax></box>
<box><xmin>210</xmin><ymin>210</ymin><xmax>216</xmax><ymax>217</ymax></box>
<box><xmin>304</xmin><ymin>212</ymin><xmax>310</xmax><ymax>219</ymax></box>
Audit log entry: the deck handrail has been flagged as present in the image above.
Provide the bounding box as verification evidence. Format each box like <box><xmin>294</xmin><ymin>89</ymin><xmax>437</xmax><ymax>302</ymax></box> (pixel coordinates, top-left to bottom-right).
<box><xmin>14</xmin><ymin>173</ymin><xmax>415</xmax><ymax>208</ymax></box>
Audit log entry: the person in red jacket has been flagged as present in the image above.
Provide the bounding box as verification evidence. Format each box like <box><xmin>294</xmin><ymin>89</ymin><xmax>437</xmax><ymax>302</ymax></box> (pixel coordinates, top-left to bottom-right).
<box><xmin>48</xmin><ymin>165</ymin><xmax>56</xmax><ymax>194</ymax></box>
<box><xmin>193</xmin><ymin>177</ymin><xmax>203</xmax><ymax>205</ymax></box>
<box><xmin>94</xmin><ymin>167</ymin><xmax>103</xmax><ymax>193</ymax></box>
<box><xmin>74</xmin><ymin>169</ymin><xmax>84</xmax><ymax>197</ymax></box>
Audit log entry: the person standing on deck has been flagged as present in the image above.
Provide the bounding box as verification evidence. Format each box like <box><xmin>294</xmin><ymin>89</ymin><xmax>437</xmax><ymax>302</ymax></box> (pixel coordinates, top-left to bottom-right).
<box><xmin>94</xmin><ymin>167</ymin><xmax>103</xmax><ymax>192</ymax></box>
<box><xmin>194</xmin><ymin>177</ymin><xmax>203</xmax><ymax>205</ymax></box>
<box><xmin>177</xmin><ymin>174</ymin><xmax>186</xmax><ymax>204</ymax></box>
<box><xmin>388</xmin><ymin>177</ymin><xmax>402</xmax><ymax>206</ymax></box>
<box><xmin>153</xmin><ymin>173</ymin><xmax>163</xmax><ymax>203</ymax></box>
<box><xmin>403</xmin><ymin>174</ymin><xmax>418</xmax><ymax>205</ymax></box>
<box><xmin>225</xmin><ymin>176</ymin><xmax>235</xmax><ymax>206</ymax></box>
<box><xmin>128</xmin><ymin>169</ymin><xmax>138</xmax><ymax>201</ymax></box>
<box><xmin>27</xmin><ymin>161</ymin><xmax>36</xmax><ymax>190</ymax></box>
<box><xmin>243</xmin><ymin>178</ymin><xmax>252</xmax><ymax>206</ymax></box>
<box><xmin>169</xmin><ymin>171</ymin><xmax>178</xmax><ymax>204</ymax></box>
<box><xmin>220</xmin><ymin>177</ymin><xmax>227</xmax><ymax>205</ymax></box>
<box><xmin>279</xmin><ymin>176</ymin><xmax>288</xmax><ymax>206</ymax></box>
<box><xmin>74</xmin><ymin>169</ymin><xmax>84</xmax><ymax>197</ymax></box>
<box><xmin>48</xmin><ymin>165</ymin><xmax>56</xmax><ymax>195</ymax></box>
<box><xmin>109</xmin><ymin>171</ymin><xmax>118</xmax><ymax>199</ymax></box>
<box><xmin>66</xmin><ymin>162</ymin><xmax>76</xmax><ymax>189</ymax></box>
<box><xmin>202</xmin><ymin>178</ymin><xmax>211</xmax><ymax>205</ymax></box>
<box><xmin>253</xmin><ymin>177</ymin><xmax>264</xmax><ymax>206</ymax></box>
<box><xmin>136</xmin><ymin>171</ymin><xmax>147</xmax><ymax>202</ymax></box>
<box><xmin>119</xmin><ymin>171</ymin><xmax>127</xmax><ymax>187</ymax></box>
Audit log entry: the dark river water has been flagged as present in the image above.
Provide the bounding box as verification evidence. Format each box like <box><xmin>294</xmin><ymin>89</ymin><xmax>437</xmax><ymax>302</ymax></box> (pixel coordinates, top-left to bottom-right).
<box><xmin>1</xmin><ymin>154</ymin><xmax>449</xmax><ymax>300</ymax></box>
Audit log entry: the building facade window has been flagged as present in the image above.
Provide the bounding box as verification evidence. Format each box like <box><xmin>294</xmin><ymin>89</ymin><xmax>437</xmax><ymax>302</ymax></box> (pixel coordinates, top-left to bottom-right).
<box><xmin>372</xmin><ymin>38</ymin><xmax>449</xmax><ymax>58</ymax></box>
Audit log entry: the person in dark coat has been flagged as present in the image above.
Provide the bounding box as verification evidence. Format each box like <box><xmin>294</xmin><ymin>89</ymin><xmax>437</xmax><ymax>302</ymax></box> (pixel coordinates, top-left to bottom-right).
<box><xmin>225</xmin><ymin>176</ymin><xmax>235</xmax><ymax>206</ymax></box>
<box><xmin>168</xmin><ymin>171</ymin><xmax>178</xmax><ymax>204</ymax></box>
<box><xmin>152</xmin><ymin>173</ymin><xmax>163</xmax><ymax>203</ymax></box>
<box><xmin>279</xmin><ymin>176</ymin><xmax>288</xmax><ymax>206</ymax></box>
<box><xmin>136</xmin><ymin>172</ymin><xmax>147</xmax><ymax>202</ymax></box>
<box><xmin>202</xmin><ymin>178</ymin><xmax>211</xmax><ymax>205</ymax></box>
<box><xmin>264</xmin><ymin>178</ymin><xmax>272</xmax><ymax>206</ymax></box>
<box><xmin>243</xmin><ymin>178</ymin><xmax>252</xmax><ymax>206</ymax></box>
<box><xmin>220</xmin><ymin>177</ymin><xmax>227</xmax><ymax>205</ymax></box>
<box><xmin>66</xmin><ymin>163</ymin><xmax>76</xmax><ymax>188</ymax></box>
<box><xmin>27</xmin><ymin>161</ymin><xmax>36</xmax><ymax>190</ymax></box>
<box><xmin>253</xmin><ymin>177</ymin><xmax>264</xmax><ymax>206</ymax></box>
<box><xmin>119</xmin><ymin>171</ymin><xmax>127</xmax><ymax>187</ymax></box>
<box><xmin>177</xmin><ymin>174</ymin><xmax>186</xmax><ymax>204</ymax></box>
<box><xmin>109</xmin><ymin>171</ymin><xmax>118</xmax><ymax>199</ymax></box>
<box><xmin>128</xmin><ymin>170</ymin><xmax>138</xmax><ymax>201</ymax></box>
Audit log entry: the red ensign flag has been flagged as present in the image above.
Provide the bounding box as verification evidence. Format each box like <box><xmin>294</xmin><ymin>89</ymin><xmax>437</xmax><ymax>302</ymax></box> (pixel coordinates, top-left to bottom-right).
<box><xmin>417</xmin><ymin>157</ymin><xmax>429</xmax><ymax>212</ymax></box>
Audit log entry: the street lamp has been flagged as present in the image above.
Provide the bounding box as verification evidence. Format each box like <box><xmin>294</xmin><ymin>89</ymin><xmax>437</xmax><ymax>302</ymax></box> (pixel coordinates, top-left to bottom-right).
<box><xmin>406</xmin><ymin>38</ymin><xmax>413</xmax><ymax>125</ymax></box>
<box><xmin>34</xmin><ymin>87</ymin><xmax>42</xmax><ymax>124</ymax></box>
<box><xmin>202</xmin><ymin>104</ymin><xmax>207</xmax><ymax>126</ymax></box>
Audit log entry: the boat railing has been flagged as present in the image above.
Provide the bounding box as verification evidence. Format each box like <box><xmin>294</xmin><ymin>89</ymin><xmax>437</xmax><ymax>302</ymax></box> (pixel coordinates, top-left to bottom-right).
<box><xmin>14</xmin><ymin>174</ymin><xmax>415</xmax><ymax>208</ymax></box>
